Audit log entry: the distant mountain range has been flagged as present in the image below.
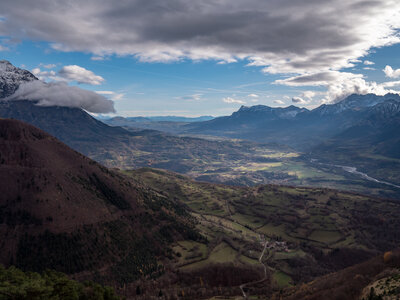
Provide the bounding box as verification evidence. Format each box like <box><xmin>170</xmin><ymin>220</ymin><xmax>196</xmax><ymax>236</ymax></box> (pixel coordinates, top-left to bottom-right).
<box><xmin>102</xmin><ymin>115</ymin><xmax>214</xmax><ymax>134</ymax></box>
<box><xmin>102</xmin><ymin>115</ymin><xmax>214</xmax><ymax>122</ymax></box>
<box><xmin>184</xmin><ymin>93</ymin><xmax>400</xmax><ymax>150</ymax></box>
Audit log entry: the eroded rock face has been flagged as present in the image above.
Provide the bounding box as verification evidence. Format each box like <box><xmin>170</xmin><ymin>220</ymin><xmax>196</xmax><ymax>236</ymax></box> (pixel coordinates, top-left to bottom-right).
<box><xmin>0</xmin><ymin>60</ymin><xmax>37</xmax><ymax>98</ymax></box>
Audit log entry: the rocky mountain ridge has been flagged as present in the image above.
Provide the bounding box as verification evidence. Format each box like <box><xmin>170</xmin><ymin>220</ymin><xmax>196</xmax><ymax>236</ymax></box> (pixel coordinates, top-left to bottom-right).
<box><xmin>0</xmin><ymin>60</ymin><xmax>37</xmax><ymax>98</ymax></box>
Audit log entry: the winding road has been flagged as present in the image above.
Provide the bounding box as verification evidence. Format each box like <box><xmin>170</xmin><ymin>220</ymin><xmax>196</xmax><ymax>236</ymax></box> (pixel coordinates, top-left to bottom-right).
<box><xmin>239</xmin><ymin>241</ymin><xmax>269</xmax><ymax>299</ymax></box>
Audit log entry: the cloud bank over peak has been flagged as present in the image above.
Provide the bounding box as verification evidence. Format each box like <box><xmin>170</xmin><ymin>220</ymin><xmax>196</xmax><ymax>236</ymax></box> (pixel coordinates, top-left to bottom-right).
<box><xmin>6</xmin><ymin>81</ymin><xmax>115</xmax><ymax>113</ymax></box>
<box><xmin>275</xmin><ymin>71</ymin><xmax>400</xmax><ymax>103</ymax></box>
<box><xmin>0</xmin><ymin>0</ymin><xmax>399</xmax><ymax>74</ymax></box>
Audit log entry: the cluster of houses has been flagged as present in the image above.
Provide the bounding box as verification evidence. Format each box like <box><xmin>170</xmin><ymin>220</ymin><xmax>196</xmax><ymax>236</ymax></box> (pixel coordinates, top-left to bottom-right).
<box><xmin>259</xmin><ymin>234</ymin><xmax>289</xmax><ymax>252</ymax></box>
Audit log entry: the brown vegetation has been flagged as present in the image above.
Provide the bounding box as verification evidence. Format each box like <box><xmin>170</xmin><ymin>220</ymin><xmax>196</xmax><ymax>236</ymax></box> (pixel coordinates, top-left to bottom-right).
<box><xmin>0</xmin><ymin>119</ymin><xmax>200</xmax><ymax>288</ymax></box>
<box><xmin>272</xmin><ymin>249</ymin><xmax>400</xmax><ymax>300</ymax></box>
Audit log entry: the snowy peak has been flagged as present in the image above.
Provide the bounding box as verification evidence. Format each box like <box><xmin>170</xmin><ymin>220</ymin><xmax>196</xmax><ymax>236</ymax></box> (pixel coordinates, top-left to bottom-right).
<box><xmin>369</xmin><ymin>99</ymin><xmax>400</xmax><ymax>119</ymax></box>
<box><xmin>238</xmin><ymin>105</ymin><xmax>273</xmax><ymax>112</ymax></box>
<box><xmin>314</xmin><ymin>93</ymin><xmax>400</xmax><ymax>116</ymax></box>
<box><xmin>236</xmin><ymin>104</ymin><xmax>307</xmax><ymax>119</ymax></box>
<box><xmin>0</xmin><ymin>60</ymin><xmax>38</xmax><ymax>98</ymax></box>
<box><xmin>339</xmin><ymin>93</ymin><xmax>400</xmax><ymax>109</ymax></box>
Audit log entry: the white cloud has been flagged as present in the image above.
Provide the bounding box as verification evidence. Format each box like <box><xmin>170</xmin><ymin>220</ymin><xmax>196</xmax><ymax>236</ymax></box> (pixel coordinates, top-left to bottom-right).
<box><xmin>292</xmin><ymin>96</ymin><xmax>307</xmax><ymax>104</ymax></box>
<box><xmin>177</xmin><ymin>94</ymin><xmax>202</xmax><ymax>101</ymax></box>
<box><xmin>381</xmin><ymin>80</ymin><xmax>400</xmax><ymax>88</ymax></box>
<box><xmin>290</xmin><ymin>91</ymin><xmax>316</xmax><ymax>105</ymax></box>
<box><xmin>300</xmin><ymin>91</ymin><xmax>316</xmax><ymax>100</ymax></box>
<box><xmin>58</xmin><ymin>65</ymin><xmax>104</xmax><ymax>85</ymax></box>
<box><xmin>363</xmin><ymin>67</ymin><xmax>376</xmax><ymax>70</ymax></box>
<box><xmin>276</xmin><ymin>71</ymin><xmax>399</xmax><ymax>103</ymax></box>
<box><xmin>94</xmin><ymin>90</ymin><xmax>114</xmax><ymax>95</ymax></box>
<box><xmin>40</xmin><ymin>63</ymin><xmax>56</xmax><ymax>69</ymax></box>
<box><xmin>383</xmin><ymin>65</ymin><xmax>400</xmax><ymax>78</ymax></box>
<box><xmin>95</xmin><ymin>90</ymin><xmax>125</xmax><ymax>101</ymax></box>
<box><xmin>247</xmin><ymin>93</ymin><xmax>259</xmax><ymax>98</ymax></box>
<box><xmin>6</xmin><ymin>81</ymin><xmax>115</xmax><ymax>113</ymax></box>
<box><xmin>273</xmin><ymin>99</ymin><xmax>285</xmax><ymax>105</ymax></box>
<box><xmin>0</xmin><ymin>0</ymin><xmax>399</xmax><ymax>74</ymax></box>
<box><xmin>91</xmin><ymin>56</ymin><xmax>106</xmax><ymax>61</ymax></box>
<box><xmin>274</xmin><ymin>71</ymin><xmax>362</xmax><ymax>87</ymax></box>
<box><xmin>323</xmin><ymin>77</ymin><xmax>391</xmax><ymax>103</ymax></box>
<box><xmin>32</xmin><ymin>64</ymin><xmax>105</xmax><ymax>85</ymax></box>
<box><xmin>363</xmin><ymin>60</ymin><xmax>375</xmax><ymax>65</ymax></box>
<box><xmin>223</xmin><ymin>97</ymin><xmax>245</xmax><ymax>104</ymax></box>
<box><xmin>31</xmin><ymin>67</ymin><xmax>65</xmax><ymax>82</ymax></box>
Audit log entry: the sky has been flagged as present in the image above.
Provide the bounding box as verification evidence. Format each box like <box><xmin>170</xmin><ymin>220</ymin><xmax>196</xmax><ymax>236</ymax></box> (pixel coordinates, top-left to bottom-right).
<box><xmin>1</xmin><ymin>0</ymin><xmax>400</xmax><ymax>117</ymax></box>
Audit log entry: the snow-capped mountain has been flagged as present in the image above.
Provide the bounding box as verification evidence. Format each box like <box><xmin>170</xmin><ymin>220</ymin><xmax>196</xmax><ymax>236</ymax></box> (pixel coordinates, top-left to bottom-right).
<box><xmin>235</xmin><ymin>104</ymin><xmax>308</xmax><ymax>119</ymax></box>
<box><xmin>312</xmin><ymin>93</ymin><xmax>400</xmax><ymax>116</ymax></box>
<box><xmin>185</xmin><ymin>92</ymin><xmax>400</xmax><ymax>150</ymax></box>
<box><xmin>0</xmin><ymin>60</ymin><xmax>37</xmax><ymax>98</ymax></box>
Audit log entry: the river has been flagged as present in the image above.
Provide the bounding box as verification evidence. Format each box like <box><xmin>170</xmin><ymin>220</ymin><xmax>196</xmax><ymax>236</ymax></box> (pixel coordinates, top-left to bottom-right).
<box><xmin>310</xmin><ymin>159</ymin><xmax>400</xmax><ymax>189</ymax></box>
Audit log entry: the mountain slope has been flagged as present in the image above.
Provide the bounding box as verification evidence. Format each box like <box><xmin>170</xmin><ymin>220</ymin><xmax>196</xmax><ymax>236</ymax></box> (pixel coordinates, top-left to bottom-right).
<box><xmin>185</xmin><ymin>105</ymin><xmax>313</xmax><ymax>147</ymax></box>
<box><xmin>0</xmin><ymin>118</ymin><xmax>199</xmax><ymax>284</ymax></box>
<box><xmin>0</xmin><ymin>99</ymin><xmax>133</xmax><ymax>161</ymax></box>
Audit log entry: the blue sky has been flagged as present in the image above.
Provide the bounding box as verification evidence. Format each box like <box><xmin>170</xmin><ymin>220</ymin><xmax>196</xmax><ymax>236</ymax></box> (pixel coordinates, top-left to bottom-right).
<box><xmin>1</xmin><ymin>1</ymin><xmax>400</xmax><ymax>116</ymax></box>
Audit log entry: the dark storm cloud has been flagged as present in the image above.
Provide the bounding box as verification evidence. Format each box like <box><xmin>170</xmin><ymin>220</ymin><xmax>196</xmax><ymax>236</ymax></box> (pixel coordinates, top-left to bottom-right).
<box><xmin>0</xmin><ymin>0</ymin><xmax>399</xmax><ymax>73</ymax></box>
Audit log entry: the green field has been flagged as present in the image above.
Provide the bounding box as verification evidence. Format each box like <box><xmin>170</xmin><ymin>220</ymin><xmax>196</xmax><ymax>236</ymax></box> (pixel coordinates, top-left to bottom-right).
<box><xmin>273</xmin><ymin>271</ymin><xmax>293</xmax><ymax>288</ymax></box>
<box><xmin>110</xmin><ymin>130</ymin><xmax>400</xmax><ymax>200</ymax></box>
<box><xmin>124</xmin><ymin>168</ymin><xmax>400</xmax><ymax>297</ymax></box>
<box><xmin>182</xmin><ymin>242</ymin><xmax>239</xmax><ymax>270</ymax></box>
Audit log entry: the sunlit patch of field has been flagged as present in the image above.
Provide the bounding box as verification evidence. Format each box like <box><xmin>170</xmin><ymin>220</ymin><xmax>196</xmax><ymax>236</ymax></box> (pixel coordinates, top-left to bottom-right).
<box><xmin>233</xmin><ymin>162</ymin><xmax>283</xmax><ymax>171</ymax></box>
<box><xmin>277</xmin><ymin>161</ymin><xmax>345</xmax><ymax>181</ymax></box>
<box><xmin>181</xmin><ymin>242</ymin><xmax>238</xmax><ymax>270</ymax></box>
<box><xmin>261</xmin><ymin>152</ymin><xmax>299</xmax><ymax>159</ymax></box>
<box><xmin>273</xmin><ymin>271</ymin><xmax>293</xmax><ymax>288</ymax></box>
